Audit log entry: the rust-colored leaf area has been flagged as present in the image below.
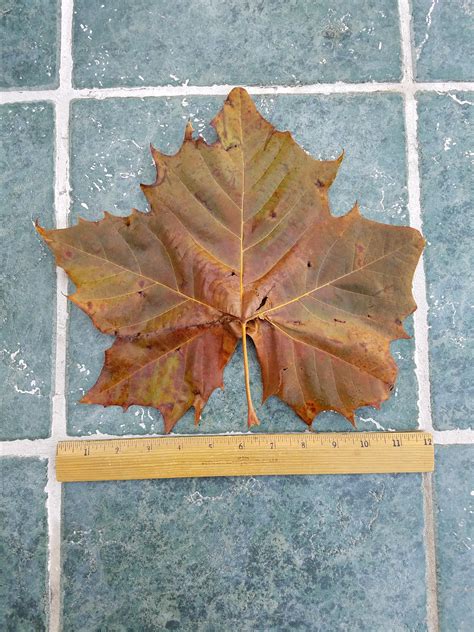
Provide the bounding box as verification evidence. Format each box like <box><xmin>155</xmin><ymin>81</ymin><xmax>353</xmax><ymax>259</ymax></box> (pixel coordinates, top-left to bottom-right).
<box><xmin>38</xmin><ymin>88</ymin><xmax>424</xmax><ymax>432</ymax></box>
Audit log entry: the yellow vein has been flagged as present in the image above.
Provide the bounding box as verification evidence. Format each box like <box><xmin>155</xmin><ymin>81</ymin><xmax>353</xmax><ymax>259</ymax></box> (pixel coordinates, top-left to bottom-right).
<box><xmin>270</xmin><ymin>321</ymin><xmax>390</xmax><ymax>384</ymax></box>
<box><xmin>258</xmin><ymin>244</ymin><xmax>407</xmax><ymax>317</ymax></box>
<box><xmin>243</xmin><ymin>187</ymin><xmax>305</xmax><ymax>252</ymax></box>
<box><xmin>196</xmin><ymin>149</ymin><xmax>241</xmax><ymax>212</ymax></box>
<box><xmin>236</xmin><ymin>91</ymin><xmax>257</xmax><ymax>420</ymax></box>
<box><xmin>92</xmin><ymin>331</ymin><xmax>206</xmax><ymax>394</ymax></box>
<box><xmin>115</xmin><ymin>229</ymin><xmax>143</xmax><ymax>275</ymax></box>
<box><xmin>57</xmin><ymin>241</ymin><xmax>218</xmax><ymax>313</ymax></box>
<box><xmin>115</xmin><ymin>299</ymin><xmax>189</xmax><ymax>332</ymax></box>
<box><xmin>297</xmin><ymin>297</ymin><xmax>333</xmax><ymax>326</ymax></box>
<box><xmin>83</xmin><ymin>271</ymin><xmax>126</xmax><ymax>285</ymax></box>
<box><xmin>160</xmin><ymin>199</ymin><xmax>235</xmax><ymax>271</ymax></box>
<box><xmin>238</xmin><ymin>92</ymin><xmax>245</xmax><ymax>311</ymax></box>
<box><xmin>314</xmin><ymin>220</ymin><xmax>353</xmax><ymax>288</ymax></box>
<box><xmin>141</xmin><ymin>223</ymin><xmax>180</xmax><ymax>290</ymax></box>
<box><xmin>169</xmin><ymin>166</ymin><xmax>240</xmax><ymax>238</ymax></box>
<box><xmin>308</xmin><ymin>292</ymin><xmax>401</xmax><ymax>315</ymax></box>
<box><xmin>85</xmin><ymin>284</ymin><xmax>157</xmax><ymax>301</ymax></box>
<box><xmin>247</xmin><ymin>134</ymin><xmax>292</xmax><ymax>197</ymax></box>
<box><xmin>291</xmin><ymin>344</ymin><xmax>306</xmax><ymax>403</ymax></box>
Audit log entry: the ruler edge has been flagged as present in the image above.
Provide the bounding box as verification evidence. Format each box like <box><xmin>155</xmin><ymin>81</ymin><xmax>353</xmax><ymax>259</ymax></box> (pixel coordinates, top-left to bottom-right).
<box><xmin>57</xmin><ymin>431</ymin><xmax>433</xmax><ymax>448</ymax></box>
<box><xmin>56</xmin><ymin>431</ymin><xmax>434</xmax><ymax>482</ymax></box>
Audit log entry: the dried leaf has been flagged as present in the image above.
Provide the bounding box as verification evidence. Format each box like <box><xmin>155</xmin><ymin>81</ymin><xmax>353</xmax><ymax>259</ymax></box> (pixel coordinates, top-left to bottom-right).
<box><xmin>38</xmin><ymin>88</ymin><xmax>424</xmax><ymax>432</ymax></box>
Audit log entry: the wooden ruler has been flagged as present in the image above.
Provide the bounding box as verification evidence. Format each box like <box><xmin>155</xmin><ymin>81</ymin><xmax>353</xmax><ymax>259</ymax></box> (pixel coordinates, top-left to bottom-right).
<box><xmin>56</xmin><ymin>432</ymin><xmax>434</xmax><ymax>482</ymax></box>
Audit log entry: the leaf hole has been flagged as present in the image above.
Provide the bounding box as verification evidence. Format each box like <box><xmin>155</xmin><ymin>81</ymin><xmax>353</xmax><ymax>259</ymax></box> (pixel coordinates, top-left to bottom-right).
<box><xmin>307</xmin><ymin>261</ymin><xmax>312</xmax><ymax>268</ymax></box>
<box><xmin>256</xmin><ymin>295</ymin><xmax>268</xmax><ymax>311</ymax></box>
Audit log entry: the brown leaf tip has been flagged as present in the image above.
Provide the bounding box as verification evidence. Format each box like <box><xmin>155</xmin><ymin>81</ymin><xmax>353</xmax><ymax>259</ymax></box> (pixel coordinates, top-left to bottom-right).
<box><xmin>184</xmin><ymin>121</ymin><xmax>194</xmax><ymax>141</ymax></box>
<box><xmin>35</xmin><ymin>220</ymin><xmax>48</xmax><ymax>238</ymax></box>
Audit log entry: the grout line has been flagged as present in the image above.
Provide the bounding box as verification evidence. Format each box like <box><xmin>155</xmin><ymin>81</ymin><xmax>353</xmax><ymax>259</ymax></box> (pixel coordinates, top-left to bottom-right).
<box><xmin>399</xmin><ymin>0</ymin><xmax>434</xmax><ymax>434</ymax></box>
<box><xmin>2</xmin><ymin>428</ymin><xmax>472</xmax><ymax>458</ymax></box>
<box><xmin>404</xmin><ymin>93</ymin><xmax>434</xmax><ymax>435</ymax></box>
<box><xmin>1</xmin><ymin>81</ymin><xmax>474</xmax><ymax>104</ymax></box>
<box><xmin>46</xmin><ymin>459</ymin><xmax>62</xmax><ymax>632</ymax></box>
<box><xmin>47</xmin><ymin>1</ymin><xmax>75</xmax><ymax>630</ymax></box>
<box><xmin>1</xmin><ymin>438</ymin><xmax>57</xmax><ymax>458</ymax></box>
<box><xmin>422</xmin><ymin>472</ymin><xmax>439</xmax><ymax>631</ymax></box>
<box><xmin>433</xmin><ymin>429</ymin><xmax>474</xmax><ymax>444</ymax></box>
<box><xmin>399</xmin><ymin>1</ymin><xmax>439</xmax><ymax>631</ymax></box>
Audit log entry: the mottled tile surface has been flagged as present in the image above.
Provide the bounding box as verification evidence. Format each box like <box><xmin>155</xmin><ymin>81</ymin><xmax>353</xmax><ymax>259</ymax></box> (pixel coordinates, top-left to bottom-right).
<box><xmin>0</xmin><ymin>0</ymin><xmax>59</xmax><ymax>89</ymax></box>
<box><xmin>62</xmin><ymin>473</ymin><xmax>426</xmax><ymax>631</ymax></box>
<box><xmin>72</xmin><ymin>0</ymin><xmax>402</xmax><ymax>88</ymax></box>
<box><xmin>434</xmin><ymin>446</ymin><xmax>474</xmax><ymax>631</ymax></box>
<box><xmin>0</xmin><ymin>458</ymin><xmax>48</xmax><ymax>629</ymax></box>
<box><xmin>67</xmin><ymin>94</ymin><xmax>418</xmax><ymax>436</ymax></box>
<box><xmin>412</xmin><ymin>0</ymin><xmax>474</xmax><ymax>81</ymax></box>
<box><xmin>418</xmin><ymin>93</ymin><xmax>473</xmax><ymax>430</ymax></box>
<box><xmin>0</xmin><ymin>103</ymin><xmax>55</xmax><ymax>439</ymax></box>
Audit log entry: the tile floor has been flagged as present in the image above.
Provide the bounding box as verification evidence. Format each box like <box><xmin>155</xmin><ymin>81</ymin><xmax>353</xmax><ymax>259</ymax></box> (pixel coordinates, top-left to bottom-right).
<box><xmin>1</xmin><ymin>1</ymin><xmax>472</xmax><ymax>630</ymax></box>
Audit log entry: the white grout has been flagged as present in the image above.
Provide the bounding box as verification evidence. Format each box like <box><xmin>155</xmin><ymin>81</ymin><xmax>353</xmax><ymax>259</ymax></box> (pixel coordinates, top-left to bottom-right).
<box><xmin>45</xmin><ymin>1</ymin><xmax>75</xmax><ymax>630</ymax></box>
<box><xmin>1</xmin><ymin>81</ymin><xmax>474</xmax><ymax>105</ymax></box>
<box><xmin>399</xmin><ymin>1</ymin><xmax>434</xmax><ymax>437</ymax></box>
<box><xmin>404</xmin><ymin>94</ymin><xmax>434</xmax><ymax>434</ymax></box>
<box><xmin>2</xmin><ymin>428</ymin><xmax>472</xmax><ymax>459</ymax></box>
<box><xmin>399</xmin><ymin>1</ymin><xmax>439</xmax><ymax>630</ymax></box>
<box><xmin>1</xmin><ymin>438</ymin><xmax>57</xmax><ymax>458</ymax></box>
<box><xmin>433</xmin><ymin>429</ymin><xmax>474</xmax><ymax>445</ymax></box>
<box><xmin>422</xmin><ymin>472</ymin><xmax>439</xmax><ymax>631</ymax></box>
<box><xmin>399</xmin><ymin>10</ymin><xmax>435</xmax><ymax>434</ymax></box>
<box><xmin>45</xmin><ymin>459</ymin><xmax>62</xmax><ymax>632</ymax></box>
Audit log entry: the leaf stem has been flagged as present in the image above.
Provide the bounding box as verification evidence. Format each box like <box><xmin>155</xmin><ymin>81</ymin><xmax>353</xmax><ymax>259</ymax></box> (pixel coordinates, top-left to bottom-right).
<box><xmin>241</xmin><ymin>321</ymin><xmax>259</xmax><ymax>427</ymax></box>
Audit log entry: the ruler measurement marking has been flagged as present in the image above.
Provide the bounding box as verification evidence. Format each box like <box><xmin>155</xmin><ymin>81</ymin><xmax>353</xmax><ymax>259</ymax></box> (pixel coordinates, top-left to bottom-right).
<box><xmin>56</xmin><ymin>432</ymin><xmax>434</xmax><ymax>482</ymax></box>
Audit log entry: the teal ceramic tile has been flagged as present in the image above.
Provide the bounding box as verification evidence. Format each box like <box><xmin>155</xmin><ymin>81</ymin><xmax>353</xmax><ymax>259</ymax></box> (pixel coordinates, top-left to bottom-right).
<box><xmin>62</xmin><ymin>473</ymin><xmax>426</xmax><ymax>630</ymax></box>
<box><xmin>0</xmin><ymin>0</ymin><xmax>59</xmax><ymax>89</ymax></box>
<box><xmin>0</xmin><ymin>458</ymin><xmax>48</xmax><ymax>629</ymax></box>
<box><xmin>412</xmin><ymin>0</ymin><xmax>474</xmax><ymax>81</ymax></box>
<box><xmin>67</xmin><ymin>94</ymin><xmax>418</xmax><ymax>436</ymax></box>
<box><xmin>72</xmin><ymin>0</ymin><xmax>402</xmax><ymax>88</ymax></box>
<box><xmin>417</xmin><ymin>93</ymin><xmax>473</xmax><ymax>430</ymax></box>
<box><xmin>434</xmin><ymin>446</ymin><xmax>474</xmax><ymax>632</ymax></box>
<box><xmin>0</xmin><ymin>103</ymin><xmax>55</xmax><ymax>439</ymax></box>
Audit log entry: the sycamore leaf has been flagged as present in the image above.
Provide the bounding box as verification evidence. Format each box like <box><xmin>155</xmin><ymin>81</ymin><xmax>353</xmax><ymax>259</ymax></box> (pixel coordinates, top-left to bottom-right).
<box><xmin>38</xmin><ymin>87</ymin><xmax>424</xmax><ymax>432</ymax></box>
